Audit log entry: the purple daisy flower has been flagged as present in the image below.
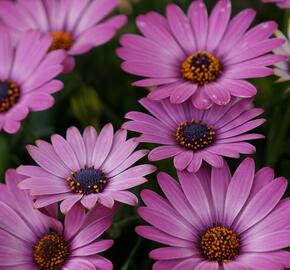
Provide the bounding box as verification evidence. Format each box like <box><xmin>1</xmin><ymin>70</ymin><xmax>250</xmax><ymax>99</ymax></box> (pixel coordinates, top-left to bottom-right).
<box><xmin>123</xmin><ymin>98</ymin><xmax>265</xmax><ymax>172</ymax></box>
<box><xmin>0</xmin><ymin>169</ymin><xmax>115</xmax><ymax>270</ymax></box>
<box><xmin>117</xmin><ymin>0</ymin><xmax>285</xmax><ymax>109</ymax></box>
<box><xmin>136</xmin><ymin>158</ymin><xmax>290</xmax><ymax>270</ymax></box>
<box><xmin>262</xmin><ymin>0</ymin><xmax>290</xmax><ymax>9</ymax></box>
<box><xmin>0</xmin><ymin>0</ymin><xmax>127</xmax><ymax>73</ymax></box>
<box><xmin>0</xmin><ymin>27</ymin><xmax>65</xmax><ymax>134</ymax></box>
<box><xmin>17</xmin><ymin>124</ymin><xmax>156</xmax><ymax>213</ymax></box>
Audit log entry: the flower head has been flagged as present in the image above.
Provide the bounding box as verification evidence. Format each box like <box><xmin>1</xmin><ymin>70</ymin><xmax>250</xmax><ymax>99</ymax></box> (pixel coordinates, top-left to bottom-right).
<box><xmin>123</xmin><ymin>98</ymin><xmax>265</xmax><ymax>172</ymax></box>
<box><xmin>0</xmin><ymin>27</ymin><xmax>65</xmax><ymax>134</ymax></box>
<box><xmin>0</xmin><ymin>0</ymin><xmax>127</xmax><ymax>73</ymax></box>
<box><xmin>262</xmin><ymin>0</ymin><xmax>290</xmax><ymax>9</ymax></box>
<box><xmin>117</xmin><ymin>0</ymin><xmax>285</xmax><ymax>109</ymax></box>
<box><xmin>136</xmin><ymin>158</ymin><xmax>290</xmax><ymax>269</ymax></box>
<box><xmin>0</xmin><ymin>169</ymin><xmax>115</xmax><ymax>270</ymax></box>
<box><xmin>273</xmin><ymin>20</ymin><xmax>290</xmax><ymax>82</ymax></box>
<box><xmin>17</xmin><ymin>124</ymin><xmax>156</xmax><ymax>213</ymax></box>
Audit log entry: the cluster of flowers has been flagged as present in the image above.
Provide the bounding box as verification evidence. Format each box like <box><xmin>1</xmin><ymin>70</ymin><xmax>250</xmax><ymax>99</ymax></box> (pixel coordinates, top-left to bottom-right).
<box><xmin>0</xmin><ymin>0</ymin><xmax>289</xmax><ymax>270</ymax></box>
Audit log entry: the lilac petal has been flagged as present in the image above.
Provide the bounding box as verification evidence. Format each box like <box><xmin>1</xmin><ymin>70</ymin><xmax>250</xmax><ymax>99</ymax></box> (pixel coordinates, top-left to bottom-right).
<box><xmin>97</xmin><ymin>194</ymin><xmax>115</xmax><ymax>208</ymax></box>
<box><xmin>74</xmin><ymin>0</ymin><xmax>118</xmax><ymax>34</ymax></box>
<box><xmin>51</xmin><ymin>134</ymin><xmax>81</xmax><ymax>172</ymax></box>
<box><xmin>195</xmin><ymin>261</ymin><xmax>219</xmax><ymax>270</ymax></box>
<box><xmin>173</xmin><ymin>151</ymin><xmax>193</xmax><ymax>171</ymax></box>
<box><xmin>140</xmin><ymin>189</ymin><xmax>194</xmax><ymax>231</ymax></box>
<box><xmin>166</xmin><ymin>4</ymin><xmax>196</xmax><ymax>54</ymax></box>
<box><xmin>149</xmin><ymin>146</ymin><xmax>182</xmax><ymax>161</ymax></box>
<box><xmin>172</xmin><ymin>258</ymin><xmax>202</xmax><ymax>270</ymax></box>
<box><xmin>243</xmin><ymin>230</ymin><xmax>290</xmax><ymax>252</ymax></box>
<box><xmin>204</xmin><ymin>83</ymin><xmax>231</xmax><ymax>106</ymax></box>
<box><xmin>60</xmin><ymin>194</ymin><xmax>82</xmax><ymax>214</ymax></box>
<box><xmin>92</xmin><ymin>123</ymin><xmax>114</xmax><ymax>169</ymax></box>
<box><xmin>0</xmin><ymin>26</ymin><xmax>13</xmax><ymax>80</ymax></box>
<box><xmin>235</xmin><ymin>178</ymin><xmax>287</xmax><ymax>233</ymax></box>
<box><xmin>170</xmin><ymin>82</ymin><xmax>197</xmax><ymax>104</ymax></box>
<box><xmin>223</xmin><ymin>261</ymin><xmax>248</xmax><ymax>270</ymax></box>
<box><xmin>191</xmin><ymin>88</ymin><xmax>213</xmax><ymax>110</ymax></box>
<box><xmin>224</xmin><ymin>158</ymin><xmax>255</xmax><ymax>227</ymax></box>
<box><xmin>206</xmin><ymin>144</ymin><xmax>240</xmax><ymax>158</ymax></box>
<box><xmin>267</xmin><ymin>251</ymin><xmax>290</xmax><ymax>268</ymax></box>
<box><xmin>66</xmin><ymin>127</ymin><xmax>86</xmax><ymax>169</ymax></box>
<box><xmin>153</xmin><ymin>260</ymin><xmax>183</xmax><ymax>270</ymax></box>
<box><xmin>132</xmin><ymin>78</ymin><xmax>178</xmax><ymax>87</ymax></box>
<box><xmin>149</xmin><ymin>247</ymin><xmax>196</xmax><ymax>260</ymax></box>
<box><xmin>135</xmin><ymin>225</ymin><xmax>192</xmax><ymax>247</ymax></box>
<box><xmin>81</xmin><ymin>195</ymin><xmax>98</xmax><ymax>210</ymax></box>
<box><xmin>84</xmin><ymin>255</ymin><xmax>113</xmax><ymax>270</ymax></box>
<box><xmin>221</xmin><ymin>79</ymin><xmax>257</xmax><ymax>98</ymax></box>
<box><xmin>0</xmin><ymin>246</ymin><xmax>33</xmax><ymax>266</ymax></box>
<box><xmin>72</xmin><ymin>240</ymin><xmax>113</xmax><ymax>255</ymax></box>
<box><xmin>211</xmin><ymin>163</ymin><xmax>231</xmax><ymax>222</ymax></box>
<box><xmin>70</xmin><ymin>216</ymin><xmax>112</xmax><ymax>249</ymax></box>
<box><xmin>157</xmin><ymin>173</ymin><xmax>202</xmax><ymax>230</ymax></box>
<box><xmin>187</xmin><ymin>153</ymin><xmax>203</xmax><ymax>173</ymax></box>
<box><xmin>64</xmin><ymin>203</ymin><xmax>85</xmax><ymax>241</ymax></box>
<box><xmin>136</xmin><ymin>12</ymin><xmax>185</xmax><ymax>59</ymax></box>
<box><xmin>23</xmin><ymin>93</ymin><xmax>54</xmax><ymax>111</ymax></box>
<box><xmin>206</xmin><ymin>0</ymin><xmax>231</xmax><ymax>52</ymax></box>
<box><xmin>107</xmin><ymin>149</ymin><xmax>149</xmax><ymax>177</ymax></box>
<box><xmin>188</xmin><ymin>0</ymin><xmax>208</xmax><ymax>50</ymax></box>
<box><xmin>249</xmin><ymin>167</ymin><xmax>274</xmax><ymax>199</ymax></box>
<box><xmin>200</xmin><ymin>150</ymin><xmax>224</xmax><ymax>168</ymax></box>
<box><xmin>227</xmin><ymin>38</ymin><xmax>284</xmax><ymax>65</ymax></box>
<box><xmin>82</xmin><ymin>126</ymin><xmax>98</xmax><ymax>166</ymax></box>
<box><xmin>138</xmin><ymin>207</ymin><xmax>195</xmax><ymax>241</ymax></box>
<box><xmin>178</xmin><ymin>171</ymin><xmax>213</xmax><ymax>227</ymax></box>
<box><xmin>34</xmin><ymin>193</ymin><xmax>72</xmax><ymax>208</ymax></box>
<box><xmin>111</xmin><ymin>191</ymin><xmax>138</xmax><ymax>206</ymax></box>
<box><xmin>26</xmin><ymin>142</ymin><xmax>69</xmax><ymax>178</ymax></box>
<box><xmin>3</xmin><ymin>119</ymin><xmax>21</xmax><ymax>134</ymax></box>
<box><xmin>216</xmin><ymin>8</ymin><xmax>256</xmax><ymax>56</ymax></box>
<box><xmin>216</xmin><ymin>133</ymin><xmax>264</xmax><ymax>144</ymax></box>
<box><xmin>62</xmin><ymin>258</ymin><xmax>96</xmax><ymax>270</ymax></box>
<box><xmin>236</xmin><ymin>253</ymin><xmax>284</xmax><ymax>270</ymax></box>
<box><xmin>0</xmin><ymin>202</ymin><xmax>35</xmax><ymax>243</ymax></box>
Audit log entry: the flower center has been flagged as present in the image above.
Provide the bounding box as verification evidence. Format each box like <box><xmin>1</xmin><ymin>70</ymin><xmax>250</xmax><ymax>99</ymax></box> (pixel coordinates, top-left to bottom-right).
<box><xmin>200</xmin><ymin>227</ymin><xmax>240</xmax><ymax>263</ymax></box>
<box><xmin>176</xmin><ymin>120</ymin><xmax>215</xmax><ymax>151</ymax></box>
<box><xmin>0</xmin><ymin>80</ymin><xmax>20</xmax><ymax>112</ymax></box>
<box><xmin>33</xmin><ymin>232</ymin><xmax>70</xmax><ymax>270</ymax></box>
<box><xmin>49</xmin><ymin>31</ymin><xmax>73</xmax><ymax>51</ymax></box>
<box><xmin>181</xmin><ymin>51</ymin><xmax>222</xmax><ymax>85</ymax></box>
<box><xmin>67</xmin><ymin>167</ymin><xmax>108</xmax><ymax>194</ymax></box>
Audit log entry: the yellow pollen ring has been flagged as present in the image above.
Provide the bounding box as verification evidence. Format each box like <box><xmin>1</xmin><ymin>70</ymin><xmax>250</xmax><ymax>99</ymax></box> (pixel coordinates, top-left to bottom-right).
<box><xmin>33</xmin><ymin>232</ymin><xmax>69</xmax><ymax>270</ymax></box>
<box><xmin>50</xmin><ymin>31</ymin><xmax>73</xmax><ymax>51</ymax></box>
<box><xmin>181</xmin><ymin>51</ymin><xmax>222</xmax><ymax>85</ymax></box>
<box><xmin>200</xmin><ymin>227</ymin><xmax>240</xmax><ymax>263</ymax></box>
<box><xmin>0</xmin><ymin>80</ymin><xmax>20</xmax><ymax>113</ymax></box>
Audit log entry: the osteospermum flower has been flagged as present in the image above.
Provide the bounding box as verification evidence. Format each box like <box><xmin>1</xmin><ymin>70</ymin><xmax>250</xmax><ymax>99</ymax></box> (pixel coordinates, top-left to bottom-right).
<box><xmin>117</xmin><ymin>0</ymin><xmax>285</xmax><ymax>109</ymax></box>
<box><xmin>0</xmin><ymin>169</ymin><xmax>115</xmax><ymax>270</ymax></box>
<box><xmin>0</xmin><ymin>27</ymin><xmax>65</xmax><ymax>134</ymax></box>
<box><xmin>123</xmin><ymin>98</ymin><xmax>265</xmax><ymax>172</ymax></box>
<box><xmin>17</xmin><ymin>124</ymin><xmax>156</xmax><ymax>213</ymax></box>
<box><xmin>0</xmin><ymin>0</ymin><xmax>127</xmax><ymax>73</ymax></box>
<box><xmin>262</xmin><ymin>0</ymin><xmax>290</xmax><ymax>9</ymax></box>
<box><xmin>273</xmin><ymin>20</ymin><xmax>290</xmax><ymax>82</ymax></box>
<box><xmin>137</xmin><ymin>158</ymin><xmax>290</xmax><ymax>270</ymax></box>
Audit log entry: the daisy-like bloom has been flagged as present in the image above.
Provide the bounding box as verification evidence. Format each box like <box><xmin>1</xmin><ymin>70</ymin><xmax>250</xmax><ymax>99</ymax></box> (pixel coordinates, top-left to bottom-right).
<box><xmin>136</xmin><ymin>158</ymin><xmax>290</xmax><ymax>270</ymax></box>
<box><xmin>0</xmin><ymin>0</ymin><xmax>127</xmax><ymax>73</ymax></box>
<box><xmin>262</xmin><ymin>0</ymin><xmax>290</xmax><ymax>9</ymax></box>
<box><xmin>273</xmin><ymin>20</ymin><xmax>290</xmax><ymax>82</ymax></box>
<box><xmin>0</xmin><ymin>169</ymin><xmax>115</xmax><ymax>270</ymax></box>
<box><xmin>0</xmin><ymin>27</ymin><xmax>65</xmax><ymax>134</ymax></box>
<box><xmin>17</xmin><ymin>124</ymin><xmax>156</xmax><ymax>213</ymax></box>
<box><xmin>117</xmin><ymin>0</ymin><xmax>285</xmax><ymax>109</ymax></box>
<box><xmin>123</xmin><ymin>98</ymin><xmax>265</xmax><ymax>172</ymax></box>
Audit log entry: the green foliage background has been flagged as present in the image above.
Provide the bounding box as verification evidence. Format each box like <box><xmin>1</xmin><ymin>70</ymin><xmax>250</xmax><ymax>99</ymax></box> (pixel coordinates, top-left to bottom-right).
<box><xmin>0</xmin><ymin>0</ymin><xmax>289</xmax><ymax>269</ymax></box>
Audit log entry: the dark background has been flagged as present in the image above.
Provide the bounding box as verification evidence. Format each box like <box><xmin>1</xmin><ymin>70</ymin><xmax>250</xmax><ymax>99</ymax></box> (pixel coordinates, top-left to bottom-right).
<box><xmin>0</xmin><ymin>0</ymin><xmax>289</xmax><ymax>269</ymax></box>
